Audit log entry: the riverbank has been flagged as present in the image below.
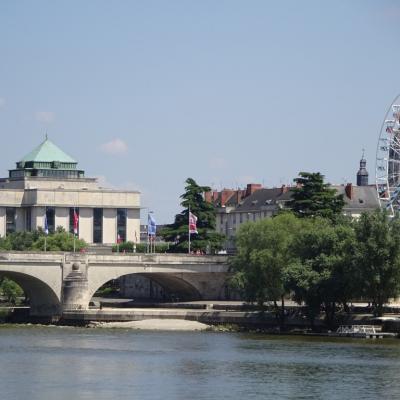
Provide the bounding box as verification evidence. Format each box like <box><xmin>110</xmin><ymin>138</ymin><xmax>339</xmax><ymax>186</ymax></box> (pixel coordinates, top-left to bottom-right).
<box><xmin>89</xmin><ymin>319</ymin><xmax>211</xmax><ymax>331</ymax></box>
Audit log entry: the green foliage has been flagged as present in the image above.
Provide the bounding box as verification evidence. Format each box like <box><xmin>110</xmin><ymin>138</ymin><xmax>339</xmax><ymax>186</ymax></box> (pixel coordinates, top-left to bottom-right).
<box><xmin>112</xmin><ymin>241</ymin><xmax>170</xmax><ymax>253</ymax></box>
<box><xmin>231</xmin><ymin>213</ymin><xmax>301</xmax><ymax>305</ymax></box>
<box><xmin>286</xmin><ymin>218</ymin><xmax>356</xmax><ymax>326</ymax></box>
<box><xmin>0</xmin><ymin>278</ymin><xmax>24</xmax><ymax>305</ymax></box>
<box><xmin>353</xmin><ymin>210</ymin><xmax>400</xmax><ymax>316</ymax></box>
<box><xmin>162</xmin><ymin>178</ymin><xmax>225</xmax><ymax>253</ymax></box>
<box><xmin>0</xmin><ymin>227</ymin><xmax>87</xmax><ymax>252</ymax></box>
<box><xmin>290</xmin><ymin>172</ymin><xmax>344</xmax><ymax>220</ymax></box>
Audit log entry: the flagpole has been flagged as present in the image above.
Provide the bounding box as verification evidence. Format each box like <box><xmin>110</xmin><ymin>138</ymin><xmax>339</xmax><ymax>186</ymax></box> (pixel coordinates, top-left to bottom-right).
<box><xmin>188</xmin><ymin>206</ymin><xmax>191</xmax><ymax>254</ymax></box>
<box><xmin>73</xmin><ymin>207</ymin><xmax>76</xmax><ymax>253</ymax></box>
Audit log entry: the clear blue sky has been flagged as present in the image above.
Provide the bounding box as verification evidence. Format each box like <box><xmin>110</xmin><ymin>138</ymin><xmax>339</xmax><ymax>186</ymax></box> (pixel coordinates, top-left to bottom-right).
<box><xmin>1</xmin><ymin>0</ymin><xmax>399</xmax><ymax>223</ymax></box>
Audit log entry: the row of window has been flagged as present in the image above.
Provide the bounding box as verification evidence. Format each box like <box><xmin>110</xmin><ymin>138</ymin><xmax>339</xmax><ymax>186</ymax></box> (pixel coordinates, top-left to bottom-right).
<box><xmin>10</xmin><ymin>169</ymin><xmax>80</xmax><ymax>178</ymax></box>
<box><xmin>4</xmin><ymin>207</ymin><xmax>128</xmax><ymax>244</ymax></box>
<box><xmin>219</xmin><ymin>210</ymin><xmax>271</xmax><ymax>226</ymax></box>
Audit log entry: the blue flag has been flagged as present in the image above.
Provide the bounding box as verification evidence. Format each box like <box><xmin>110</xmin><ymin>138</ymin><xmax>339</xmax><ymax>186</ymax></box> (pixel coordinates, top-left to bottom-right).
<box><xmin>148</xmin><ymin>213</ymin><xmax>156</xmax><ymax>236</ymax></box>
<box><xmin>44</xmin><ymin>214</ymin><xmax>49</xmax><ymax>235</ymax></box>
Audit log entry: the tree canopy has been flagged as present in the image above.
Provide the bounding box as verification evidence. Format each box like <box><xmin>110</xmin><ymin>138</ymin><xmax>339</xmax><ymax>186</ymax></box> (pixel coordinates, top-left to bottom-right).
<box><xmin>286</xmin><ymin>217</ymin><xmax>356</xmax><ymax>326</ymax></box>
<box><xmin>161</xmin><ymin>178</ymin><xmax>225</xmax><ymax>253</ymax></box>
<box><xmin>231</xmin><ymin>208</ymin><xmax>400</xmax><ymax>326</ymax></box>
<box><xmin>353</xmin><ymin>210</ymin><xmax>400</xmax><ymax>316</ymax></box>
<box><xmin>290</xmin><ymin>172</ymin><xmax>344</xmax><ymax>220</ymax></box>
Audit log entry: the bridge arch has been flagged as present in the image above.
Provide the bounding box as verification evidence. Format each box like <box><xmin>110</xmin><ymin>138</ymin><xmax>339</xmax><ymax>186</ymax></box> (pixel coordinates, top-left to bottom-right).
<box><xmin>0</xmin><ymin>270</ymin><xmax>61</xmax><ymax>317</ymax></box>
<box><xmin>88</xmin><ymin>272</ymin><xmax>202</xmax><ymax>305</ymax></box>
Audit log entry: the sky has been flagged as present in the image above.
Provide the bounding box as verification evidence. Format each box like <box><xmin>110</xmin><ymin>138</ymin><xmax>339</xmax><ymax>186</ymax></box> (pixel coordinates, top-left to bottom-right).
<box><xmin>0</xmin><ymin>0</ymin><xmax>400</xmax><ymax>223</ymax></box>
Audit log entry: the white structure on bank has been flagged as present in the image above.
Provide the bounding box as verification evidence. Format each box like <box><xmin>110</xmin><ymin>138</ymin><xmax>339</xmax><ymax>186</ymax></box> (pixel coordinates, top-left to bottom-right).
<box><xmin>0</xmin><ymin>138</ymin><xmax>140</xmax><ymax>244</ymax></box>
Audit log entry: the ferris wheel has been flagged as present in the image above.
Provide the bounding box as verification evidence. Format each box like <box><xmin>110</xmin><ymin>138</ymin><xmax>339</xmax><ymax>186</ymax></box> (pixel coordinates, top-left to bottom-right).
<box><xmin>376</xmin><ymin>94</ymin><xmax>400</xmax><ymax>215</ymax></box>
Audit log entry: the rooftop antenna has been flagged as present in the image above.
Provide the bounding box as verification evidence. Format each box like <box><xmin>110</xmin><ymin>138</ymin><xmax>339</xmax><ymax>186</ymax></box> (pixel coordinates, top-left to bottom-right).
<box><xmin>361</xmin><ymin>148</ymin><xmax>365</xmax><ymax>159</ymax></box>
<box><xmin>45</xmin><ymin>131</ymin><xmax>48</xmax><ymax>140</ymax></box>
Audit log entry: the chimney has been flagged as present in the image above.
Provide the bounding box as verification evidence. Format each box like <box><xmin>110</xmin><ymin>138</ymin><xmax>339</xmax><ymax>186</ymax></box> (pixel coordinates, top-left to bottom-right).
<box><xmin>345</xmin><ymin>183</ymin><xmax>353</xmax><ymax>200</ymax></box>
<box><xmin>204</xmin><ymin>191</ymin><xmax>212</xmax><ymax>203</ymax></box>
<box><xmin>281</xmin><ymin>184</ymin><xmax>288</xmax><ymax>194</ymax></box>
<box><xmin>221</xmin><ymin>190</ymin><xmax>234</xmax><ymax>206</ymax></box>
<box><xmin>212</xmin><ymin>191</ymin><xmax>219</xmax><ymax>202</ymax></box>
<box><xmin>236</xmin><ymin>189</ymin><xmax>243</xmax><ymax>204</ymax></box>
<box><xmin>246</xmin><ymin>183</ymin><xmax>262</xmax><ymax>197</ymax></box>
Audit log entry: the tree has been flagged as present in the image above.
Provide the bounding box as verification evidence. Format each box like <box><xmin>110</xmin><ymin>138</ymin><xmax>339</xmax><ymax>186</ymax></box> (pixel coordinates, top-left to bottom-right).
<box><xmin>353</xmin><ymin>210</ymin><xmax>400</xmax><ymax>316</ymax></box>
<box><xmin>0</xmin><ymin>278</ymin><xmax>24</xmax><ymax>305</ymax></box>
<box><xmin>290</xmin><ymin>172</ymin><xmax>344</xmax><ymax>220</ymax></box>
<box><xmin>162</xmin><ymin>178</ymin><xmax>225</xmax><ymax>253</ymax></box>
<box><xmin>231</xmin><ymin>213</ymin><xmax>302</xmax><ymax>327</ymax></box>
<box><xmin>286</xmin><ymin>217</ymin><xmax>356</xmax><ymax>327</ymax></box>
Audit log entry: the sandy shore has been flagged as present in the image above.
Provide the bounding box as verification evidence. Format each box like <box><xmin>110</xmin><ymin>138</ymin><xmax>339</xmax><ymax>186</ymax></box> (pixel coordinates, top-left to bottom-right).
<box><xmin>89</xmin><ymin>319</ymin><xmax>211</xmax><ymax>331</ymax></box>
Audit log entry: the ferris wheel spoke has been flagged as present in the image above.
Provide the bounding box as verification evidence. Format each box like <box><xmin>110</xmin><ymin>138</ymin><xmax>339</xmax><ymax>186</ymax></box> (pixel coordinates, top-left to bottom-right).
<box><xmin>376</xmin><ymin>95</ymin><xmax>400</xmax><ymax>215</ymax></box>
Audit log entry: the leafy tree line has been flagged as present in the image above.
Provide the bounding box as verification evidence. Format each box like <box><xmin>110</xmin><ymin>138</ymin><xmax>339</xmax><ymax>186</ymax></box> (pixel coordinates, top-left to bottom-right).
<box><xmin>231</xmin><ymin>172</ymin><xmax>400</xmax><ymax>326</ymax></box>
<box><xmin>232</xmin><ymin>210</ymin><xmax>400</xmax><ymax>325</ymax></box>
<box><xmin>0</xmin><ymin>227</ymin><xmax>87</xmax><ymax>252</ymax></box>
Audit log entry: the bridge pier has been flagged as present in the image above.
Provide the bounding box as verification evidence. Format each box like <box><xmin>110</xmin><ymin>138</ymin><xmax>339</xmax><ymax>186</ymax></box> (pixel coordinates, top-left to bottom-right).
<box><xmin>62</xmin><ymin>261</ymin><xmax>89</xmax><ymax>311</ymax></box>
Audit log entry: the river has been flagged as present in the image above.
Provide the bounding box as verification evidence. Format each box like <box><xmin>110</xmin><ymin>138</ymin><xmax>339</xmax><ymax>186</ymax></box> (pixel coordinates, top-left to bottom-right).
<box><xmin>1</xmin><ymin>326</ymin><xmax>399</xmax><ymax>400</ymax></box>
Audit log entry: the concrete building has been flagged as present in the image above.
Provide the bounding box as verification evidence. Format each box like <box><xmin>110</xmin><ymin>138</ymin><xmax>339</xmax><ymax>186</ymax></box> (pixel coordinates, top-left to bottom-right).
<box><xmin>0</xmin><ymin>137</ymin><xmax>140</xmax><ymax>244</ymax></box>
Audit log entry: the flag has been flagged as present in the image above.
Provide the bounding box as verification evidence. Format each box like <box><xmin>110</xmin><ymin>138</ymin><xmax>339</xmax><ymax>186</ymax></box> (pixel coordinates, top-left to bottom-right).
<box><xmin>117</xmin><ymin>233</ymin><xmax>123</xmax><ymax>243</ymax></box>
<box><xmin>148</xmin><ymin>213</ymin><xmax>156</xmax><ymax>236</ymax></box>
<box><xmin>44</xmin><ymin>214</ymin><xmax>49</xmax><ymax>235</ymax></box>
<box><xmin>189</xmin><ymin>211</ymin><xmax>198</xmax><ymax>234</ymax></box>
<box><xmin>73</xmin><ymin>209</ymin><xmax>79</xmax><ymax>235</ymax></box>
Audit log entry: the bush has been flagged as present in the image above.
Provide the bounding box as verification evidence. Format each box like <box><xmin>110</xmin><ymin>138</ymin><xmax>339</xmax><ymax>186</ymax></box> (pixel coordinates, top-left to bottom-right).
<box><xmin>0</xmin><ymin>227</ymin><xmax>87</xmax><ymax>252</ymax></box>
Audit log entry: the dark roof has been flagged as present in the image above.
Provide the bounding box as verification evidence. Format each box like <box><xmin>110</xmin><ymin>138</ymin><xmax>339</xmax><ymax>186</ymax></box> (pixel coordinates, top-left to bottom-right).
<box><xmin>333</xmin><ymin>185</ymin><xmax>379</xmax><ymax>211</ymax></box>
<box><xmin>231</xmin><ymin>185</ymin><xmax>379</xmax><ymax>213</ymax></box>
<box><xmin>234</xmin><ymin>188</ymin><xmax>292</xmax><ymax>212</ymax></box>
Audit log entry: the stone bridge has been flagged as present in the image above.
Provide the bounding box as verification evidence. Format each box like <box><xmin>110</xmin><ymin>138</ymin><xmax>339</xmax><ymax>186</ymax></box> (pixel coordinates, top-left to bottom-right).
<box><xmin>0</xmin><ymin>252</ymin><xmax>230</xmax><ymax>317</ymax></box>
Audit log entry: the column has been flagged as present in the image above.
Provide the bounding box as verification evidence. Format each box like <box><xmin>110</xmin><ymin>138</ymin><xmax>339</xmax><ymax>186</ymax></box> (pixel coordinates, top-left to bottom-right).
<box><xmin>0</xmin><ymin>207</ymin><xmax>5</xmax><ymax>237</ymax></box>
<box><xmin>126</xmin><ymin>208</ymin><xmax>140</xmax><ymax>243</ymax></box>
<box><xmin>55</xmin><ymin>207</ymin><xmax>69</xmax><ymax>232</ymax></box>
<box><xmin>78</xmin><ymin>208</ymin><xmax>93</xmax><ymax>244</ymax></box>
<box><xmin>102</xmin><ymin>208</ymin><xmax>117</xmax><ymax>244</ymax></box>
<box><xmin>31</xmin><ymin>206</ymin><xmax>45</xmax><ymax>231</ymax></box>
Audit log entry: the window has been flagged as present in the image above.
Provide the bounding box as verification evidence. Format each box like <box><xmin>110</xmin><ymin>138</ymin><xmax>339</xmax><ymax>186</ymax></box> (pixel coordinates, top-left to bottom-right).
<box><xmin>46</xmin><ymin>207</ymin><xmax>55</xmax><ymax>234</ymax></box>
<box><xmin>93</xmin><ymin>208</ymin><xmax>103</xmax><ymax>244</ymax></box>
<box><xmin>117</xmin><ymin>209</ymin><xmax>127</xmax><ymax>242</ymax></box>
<box><xmin>25</xmin><ymin>208</ymin><xmax>32</xmax><ymax>231</ymax></box>
<box><xmin>6</xmin><ymin>208</ymin><xmax>16</xmax><ymax>235</ymax></box>
<box><xmin>69</xmin><ymin>208</ymin><xmax>79</xmax><ymax>235</ymax></box>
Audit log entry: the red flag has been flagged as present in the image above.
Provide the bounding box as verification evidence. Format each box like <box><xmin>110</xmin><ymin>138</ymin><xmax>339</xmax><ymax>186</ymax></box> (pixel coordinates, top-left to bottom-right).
<box><xmin>73</xmin><ymin>209</ymin><xmax>79</xmax><ymax>235</ymax></box>
<box><xmin>189</xmin><ymin>212</ymin><xmax>198</xmax><ymax>234</ymax></box>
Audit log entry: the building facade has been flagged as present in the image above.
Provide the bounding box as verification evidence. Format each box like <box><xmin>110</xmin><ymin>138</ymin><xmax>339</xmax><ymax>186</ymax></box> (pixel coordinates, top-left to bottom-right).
<box><xmin>0</xmin><ymin>138</ymin><xmax>140</xmax><ymax>244</ymax></box>
<box><xmin>207</xmin><ymin>158</ymin><xmax>379</xmax><ymax>250</ymax></box>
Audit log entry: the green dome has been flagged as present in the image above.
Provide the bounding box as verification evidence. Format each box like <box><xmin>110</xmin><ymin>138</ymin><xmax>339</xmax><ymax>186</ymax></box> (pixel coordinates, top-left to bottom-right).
<box><xmin>19</xmin><ymin>138</ymin><xmax>76</xmax><ymax>163</ymax></box>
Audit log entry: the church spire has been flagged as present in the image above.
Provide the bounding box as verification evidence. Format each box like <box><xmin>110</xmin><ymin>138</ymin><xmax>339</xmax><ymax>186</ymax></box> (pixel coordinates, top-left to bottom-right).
<box><xmin>357</xmin><ymin>150</ymin><xmax>368</xmax><ymax>186</ymax></box>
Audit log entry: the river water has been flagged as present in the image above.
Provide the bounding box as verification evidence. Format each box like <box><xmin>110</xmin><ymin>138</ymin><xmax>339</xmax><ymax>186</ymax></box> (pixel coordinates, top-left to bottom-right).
<box><xmin>1</xmin><ymin>326</ymin><xmax>400</xmax><ymax>400</ymax></box>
